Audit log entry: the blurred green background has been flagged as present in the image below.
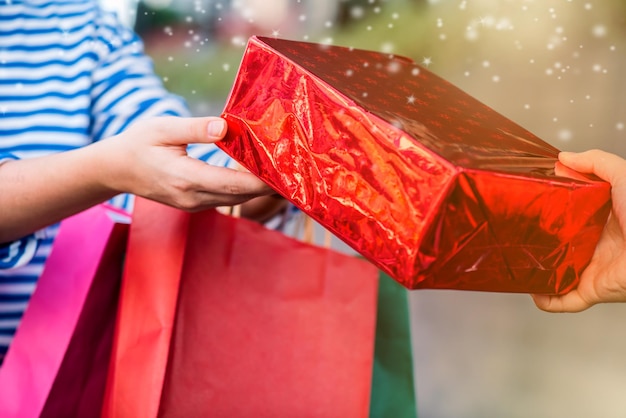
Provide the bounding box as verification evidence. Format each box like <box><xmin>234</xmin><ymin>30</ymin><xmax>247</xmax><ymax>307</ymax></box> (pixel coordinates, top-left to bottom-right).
<box><xmin>107</xmin><ymin>1</ymin><xmax>626</xmax><ymax>417</ymax></box>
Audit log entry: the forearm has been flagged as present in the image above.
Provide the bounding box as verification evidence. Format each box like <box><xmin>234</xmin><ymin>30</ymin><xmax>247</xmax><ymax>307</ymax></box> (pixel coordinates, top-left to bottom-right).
<box><xmin>0</xmin><ymin>140</ymin><xmax>117</xmax><ymax>243</ymax></box>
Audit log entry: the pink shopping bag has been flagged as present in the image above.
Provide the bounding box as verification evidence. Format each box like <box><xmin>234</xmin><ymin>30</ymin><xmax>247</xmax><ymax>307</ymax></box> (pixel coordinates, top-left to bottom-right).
<box><xmin>0</xmin><ymin>204</ymin><xmax>129</xmax><ymax>417</ymax></box>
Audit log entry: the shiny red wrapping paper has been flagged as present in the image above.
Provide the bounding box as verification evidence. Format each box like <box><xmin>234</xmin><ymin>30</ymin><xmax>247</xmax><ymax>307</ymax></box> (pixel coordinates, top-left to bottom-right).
<box><xmin>219</xmin><ymin>36</ymin><xmax>611</xmax><ymax>294</ymax></box>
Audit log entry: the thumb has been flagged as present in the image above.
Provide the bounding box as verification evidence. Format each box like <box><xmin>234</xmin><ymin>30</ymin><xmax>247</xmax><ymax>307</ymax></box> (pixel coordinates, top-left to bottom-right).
<box><xmin>531</xmin><ymin>290</ymin><xmax>594</xmax><ymax>313</ymax></box>
<box><xmin>559</xmin><ymin>150</ymin><xmax>626</xmax><ymax>186</ymax></box>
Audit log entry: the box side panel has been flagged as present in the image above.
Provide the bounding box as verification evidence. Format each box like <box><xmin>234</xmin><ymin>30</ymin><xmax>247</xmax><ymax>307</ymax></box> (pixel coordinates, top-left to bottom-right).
<box><xmin>220</xmin><ymin>39</ymin><xmax>455</xmax><ymax>288</ymax></box>
<box><xmin>416</xmin><ymin>171</ymin><xmax>610</xmax><ymax>294</ymax></box>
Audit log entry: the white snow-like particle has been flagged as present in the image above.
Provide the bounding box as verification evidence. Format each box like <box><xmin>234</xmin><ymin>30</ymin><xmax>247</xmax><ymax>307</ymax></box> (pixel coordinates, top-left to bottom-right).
<box><xmin>557</xmin><ymin>129</ymin><xmax>573</xmax><ymax>142</ymax></box>
<box><xmin>465</xmin><ymin>27</ymin><xmax>478</xmax><ymax>41</ymax></box>
<box><xmin>524</xmin><ymin>104</ymin><xmax>530</xmax><ymax>109</ymax></box>
<box><xmin>223</xmin><ymin>63</ymin><xmax>230</xmax><ymax>71</ymax></box>
<box><xmin>231</xmin><ymin>36</ymin><xmax>246</xmax><ymax>46</ymax></box>
<box><xmin>351</xmin><ymin>6</ymin><xmax>364</xmax><ymax>19</ymax></box>
<box><xmin>411</xmin><ymin>68</ymin><xmax>420</xmax><ymax>76</ymax></box>
<box><xmin>387</xmin><ymin>61</ymin><xmax>401</xmax><ymax>73</ymax></box>
<box><xmin>492</xmin><ymin>75</ymin><xmax>500</xmax><ymax>83</ymax></box>
<box><xmin>422</xmin><ymin>57</ymin><xmax>432</xmax><ymax>66</ymax></box>
<box><xmin>391</xmin><ymin>119</ymin><xmax>403</xmax><ymax>129</ymax></box>
<box><xmin>495</xmin><ymin>18</ymin><xmax>513</xmax><ymax>30</ymax></box>
<box><xmin>381</xmin><ymin>42</ymin><xmax>395</xmax><ymax>54</ymax></box>
<box><xmin>407</xmin><ymin>95</ymin><xmax>416</xmax><ymax>104</ymax></box>
<box><xmin>617</xmin><ymin>122</ymin><xmax>624</xmax><ymax>131</ymax></box>
<box><xmin>592</xmin><ymin>24</ymin><xmax>607</xmax><ymax>38</ymax></box>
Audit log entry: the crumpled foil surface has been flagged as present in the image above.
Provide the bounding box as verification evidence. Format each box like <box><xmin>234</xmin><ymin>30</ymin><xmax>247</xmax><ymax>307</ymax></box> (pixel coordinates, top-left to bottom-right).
<box><xmin>219</xmin><ymin>36</ymin><xmax>611</xmax><ymax>294</ymax></box>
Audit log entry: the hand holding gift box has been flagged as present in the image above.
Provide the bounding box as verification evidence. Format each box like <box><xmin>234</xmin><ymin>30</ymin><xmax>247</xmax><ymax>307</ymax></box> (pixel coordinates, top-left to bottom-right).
<box><xmin>532</xmin><ymin>149</ymin><xmax>626</xmax><ymax>312</ymax></box>
<box><xmin>219</xmin><ymin>36</ymin><xmax>611</xmax><ymax>295</ymax></box>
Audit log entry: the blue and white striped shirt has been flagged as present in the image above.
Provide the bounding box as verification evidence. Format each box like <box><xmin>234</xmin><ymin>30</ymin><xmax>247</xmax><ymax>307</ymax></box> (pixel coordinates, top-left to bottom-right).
<box><xmin>0</xmin><ymin>0</ymin><xmax>235</xmax><ymax>362</ymax></box>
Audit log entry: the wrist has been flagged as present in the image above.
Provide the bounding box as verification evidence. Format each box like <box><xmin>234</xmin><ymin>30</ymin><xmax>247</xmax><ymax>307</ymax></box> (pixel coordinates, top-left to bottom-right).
<box><xmin>86</xmin><ymin>135</ymin><xmax>132</xmax><ymax>196</ymax></box>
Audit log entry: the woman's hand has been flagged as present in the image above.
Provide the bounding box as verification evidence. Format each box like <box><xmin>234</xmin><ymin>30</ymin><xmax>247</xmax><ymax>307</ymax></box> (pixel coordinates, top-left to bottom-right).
<box><xmin>0</xmin><ymin>116</ymin><xmax>275</xmax><ymax>242</ymax></box>
<box><xmin>101</xmin><ymin>116</ymin><xmax>274</xmax><ymax>211</ymax></box>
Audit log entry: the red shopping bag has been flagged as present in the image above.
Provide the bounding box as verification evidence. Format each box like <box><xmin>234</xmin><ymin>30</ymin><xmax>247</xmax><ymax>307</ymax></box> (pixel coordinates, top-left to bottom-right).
<box><xmin>103</xmin><ymin>198</ymin><xmax>379</xmax><ymax>418</ymax></box>
<box><xmin>0</xmin><ymin>204</ymin><xmax>129</xmax><ymax>418</ymax></box>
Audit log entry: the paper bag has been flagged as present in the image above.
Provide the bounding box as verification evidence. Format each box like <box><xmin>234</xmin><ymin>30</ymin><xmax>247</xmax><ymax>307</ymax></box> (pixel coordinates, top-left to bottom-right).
<box><xmin>370</xmin><ymin>272</ymin><xmax>418</xmax><ymax>418</ymax></box>
<box><xmin>103</xmin><ymin>198</ymin><xmax>379</xmax><ymax>417</ymax></box>
<box><xmin>0</xmin><ymin>205</ymin><xmax>129</xmax><ymax>417</ymax></box>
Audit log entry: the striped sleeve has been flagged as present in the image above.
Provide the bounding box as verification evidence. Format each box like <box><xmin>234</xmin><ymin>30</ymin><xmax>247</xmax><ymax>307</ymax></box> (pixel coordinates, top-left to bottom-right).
<box><xmin>0</xmin><ymin>152</ymin><xmax>18</xmax><ymax>165</ymax></box>
<box><xmin>0</xmin><ymin>235</ymin><xmax>40</xmax><ymax>270</ymax></box>
<box><xmin>88</xmin><ymin>7</ymin><xmax>190</xmax><ymax>141</ymax></box>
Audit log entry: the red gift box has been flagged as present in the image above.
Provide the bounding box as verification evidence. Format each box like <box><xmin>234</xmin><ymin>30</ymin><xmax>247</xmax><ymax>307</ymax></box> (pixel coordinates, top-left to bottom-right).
<box><xmin>219</xmin><ymin>36</ymin><xmax>611</xmax><ymax>294</ymax></box>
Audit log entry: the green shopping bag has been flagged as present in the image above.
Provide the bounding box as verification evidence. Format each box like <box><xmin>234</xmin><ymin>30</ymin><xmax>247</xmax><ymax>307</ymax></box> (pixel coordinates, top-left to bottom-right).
<box><xmin>370</xmin><ymin>272</ymin><xmax>418</xmax><ymax>418</ymax></box>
